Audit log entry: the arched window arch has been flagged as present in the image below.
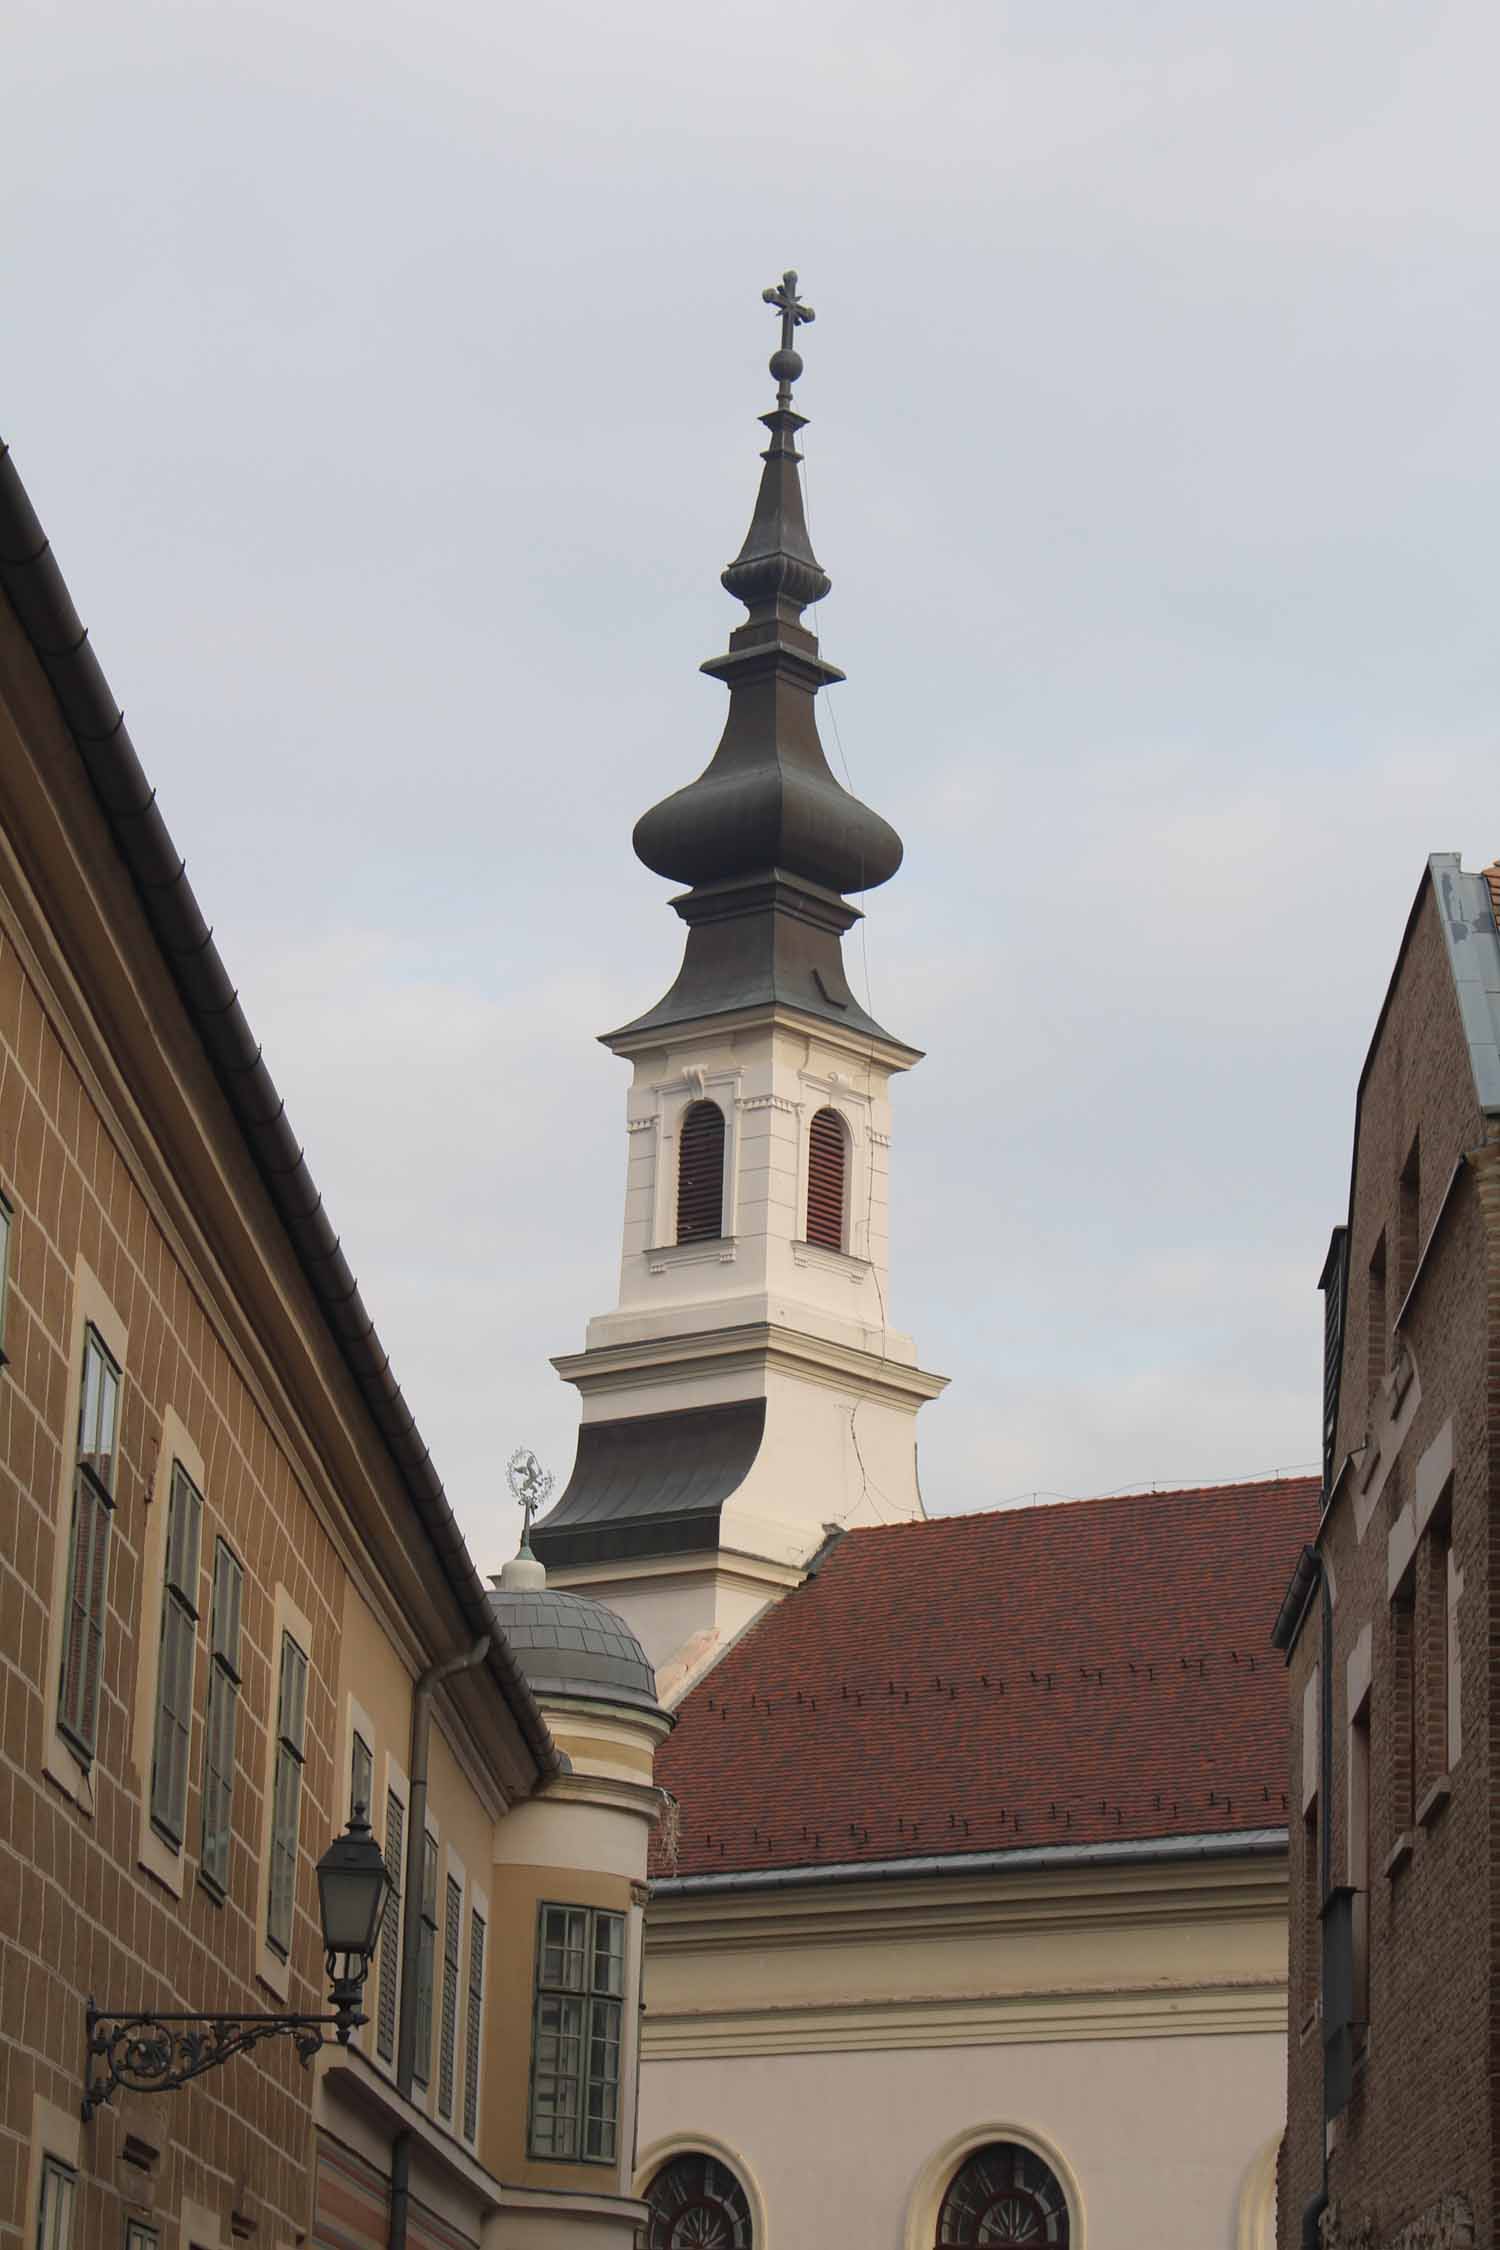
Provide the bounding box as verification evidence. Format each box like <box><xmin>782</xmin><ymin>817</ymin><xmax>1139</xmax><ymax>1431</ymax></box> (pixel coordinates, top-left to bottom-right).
<box><xmin>806</xmin><ymin>1106</ymin><xmax>848</xmax><ymax>1251</ymax></box>
<box><xmin>676</xmin><ymin>1101</ymin><xmax>726</xmax><ymax>1243</ymax></box>
<box><xmin>645</xmin><ymin>2151</ymin><xmax>754</xmax><ymax>2249</ymax></box>
<box><xmin>936</xmin><ymin>2142</ymin><xmax>1071</xmax><ymax>2245</ymax></box>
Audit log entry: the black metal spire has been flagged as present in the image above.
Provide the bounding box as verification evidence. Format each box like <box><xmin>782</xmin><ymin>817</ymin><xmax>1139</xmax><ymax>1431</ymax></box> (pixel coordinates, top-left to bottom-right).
<box><xmin>618</xmin><ymin>273</ymin><xmax>906</xmax><ymax>1046</ymax></box>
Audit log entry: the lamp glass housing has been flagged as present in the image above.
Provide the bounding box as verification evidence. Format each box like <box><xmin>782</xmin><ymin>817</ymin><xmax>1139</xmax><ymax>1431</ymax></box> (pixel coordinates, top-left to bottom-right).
<box><xmin>316</xmin><ymin>1812</ymin><xmax>392</xmax><ymax>1965</ymax></box>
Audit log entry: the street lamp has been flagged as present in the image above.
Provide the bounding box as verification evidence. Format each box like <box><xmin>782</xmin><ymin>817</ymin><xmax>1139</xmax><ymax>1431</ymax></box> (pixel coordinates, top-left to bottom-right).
<box><xmin>83</xmin><ymin>1807</ymin><xmax>393</xmax><ymax>2121</ymax></box>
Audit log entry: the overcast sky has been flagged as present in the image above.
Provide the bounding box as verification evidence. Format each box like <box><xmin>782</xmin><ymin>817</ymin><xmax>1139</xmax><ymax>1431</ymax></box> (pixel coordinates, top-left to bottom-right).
<box><xmin>8</xmin><ymin>2</ymin><xmax>1500</xmax><ymax>1569</ymax></box>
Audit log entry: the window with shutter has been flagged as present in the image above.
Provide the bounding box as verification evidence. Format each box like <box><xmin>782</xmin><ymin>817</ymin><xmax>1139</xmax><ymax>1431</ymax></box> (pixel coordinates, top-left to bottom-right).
<box><xmin>463</xmin><ymin>1907</ymin><xmax>486</xmax><ymax>2141</ymax></box>
<box><xmin>676</xmin><ymin>1101</ymin><xmax>725</xmax><ymax>1243</ymax></box>
<box><xmin>266</xmin><ymin>1631</ymin><xmax>308</xmax><ymax>1958</ymax></box>
<box><xmin>150</xmin><ymin>1464</ymin><xmax>203</xmax><ymax>1847</ymax></box>
<box><xmin>58</xmin><ymin>1327</ymin><xmax>121</xmax><ymax>1763</ymax></box>
<box><xmin>412</xmin><ymin>1831</ymin><xmax>439</xmax><ymax>2089</ymax></box>
<box><xmin>805</xmin><ymin>1107</ymin><xmax>847</xmax><ymax>1251</ymax></box>
<box><xmin>376</xmin><ymin>1788</ymin><xmax>405</xmax><ymax>2062</ymax></box>
<box><xmin>438</xmin><ymin>1870</ymin><xmax>462</xmax><ymax>2118</ymax></box>
<box><xmin>200</xmin><ymin>1538</ymin><xmax>243</xmax><ymax>1894</ymax></box>
<box><xmin>350</xmin><ymin>1730</ymin><xmax>373</xmax><ymax>1823</ymax></box>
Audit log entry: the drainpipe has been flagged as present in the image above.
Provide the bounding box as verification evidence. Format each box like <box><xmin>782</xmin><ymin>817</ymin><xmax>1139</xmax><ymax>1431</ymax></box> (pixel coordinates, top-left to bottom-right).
<box><xmin>397</xmin><ymin>1638</ymin><xmax>491</xmax><ymax>2100</ymax></box>
<box><xmin>1301</xmin><ymin>1561</ymin><xmax>1333</xmax><ymax>2250</ymax></box>
<box><xmin>388</xmin><ymin>2131</ymin><xmax>411</xmax><ymax>2250</ymax></box>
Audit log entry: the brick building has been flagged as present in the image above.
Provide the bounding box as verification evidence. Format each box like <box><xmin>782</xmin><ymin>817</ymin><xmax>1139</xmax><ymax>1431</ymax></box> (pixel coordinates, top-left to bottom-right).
<box><xmin>1276</xmin><ymin>852</ymin><xmax>1500</xmax><ymax>2249</ymax></box>
<box><xmin>0</xmin><ymin>436</ymin><xmax>667</xmax><ymax>2250</ymax></box>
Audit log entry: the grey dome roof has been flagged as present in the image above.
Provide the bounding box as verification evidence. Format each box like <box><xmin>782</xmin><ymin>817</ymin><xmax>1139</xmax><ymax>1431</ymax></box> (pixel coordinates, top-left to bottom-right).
<box><xmin>489</xmin><ymin>1585</ymin><xmax>660</xmax><ymax>1716</ymax></box>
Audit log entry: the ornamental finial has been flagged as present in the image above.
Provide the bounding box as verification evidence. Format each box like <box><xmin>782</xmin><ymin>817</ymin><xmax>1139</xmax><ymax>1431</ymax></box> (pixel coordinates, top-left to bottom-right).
<box><xmin>762</xmin><ymin>269</ymin><xmax>815</xmax><ymax>405</ymax></box>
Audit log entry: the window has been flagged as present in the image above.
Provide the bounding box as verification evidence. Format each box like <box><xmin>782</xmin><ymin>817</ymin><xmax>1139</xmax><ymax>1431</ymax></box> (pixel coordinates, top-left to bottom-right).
<box><xmin>149</xmin><ymin>1464</ymin><xmax>203</xmax><ymax>1847</ymax></box>
<box><xmin>1367</xmin><ymin>1233</ymin><xmax>1387</xmax><ymax>1402</ymax></box>
<box><xmin>438</xmin><ymin>1870</ymin><xmax>462</xmax><ymax>2120</ymax></box>
<box><xmin>266</xmin><ymin>1630</ymin><xmax>308</xmax><ymax>1957</ymax></box>
<box><xmin>529</xmin><ymin>1902</ymin><xmax>625</xmax><ymax>2162</ymax></box>
<box><xmin>375</xmin><ymin>1787</ymin><xmax>405</xmax><ymax>2063</ymax></box>
<box><xmin>58</xmin><ymin>1326</ymin><xmax>121</xmax><ymax>1762</ymax></box>
<box><xmin>412</xmin><ymin>1833</ymin><xmax>439</xmax><ymax>2090</ymax></box>
<box><xmin>1391</xmin><ymin>1581</ymin><xmax>1416</xmax><ymax>1834</ymax></box>
<box><xmin>1399</xmin><ymin>1135</ymin><xmax>1421</xmax><ymax>1299</ymax></box>
<box><xmin>1349</xmin><ymin>1693</ymin><xmax>1371</xmax><ymax>2033</ymax></box>
<box><xmin>646</xmin><ymin>2154</ymin><xmax>753</xmax><ymax>2249</ymax></box>
<box><xmin>1319</xmin><ymin>1227</ymin><xmax>1347</xmax><ymax>1494</ymax></box>
<box><xmin>936</xmin><ymin>2143</ymin><xmax>1070</xmax><ymax>2245</ymax></box>
<box><xmin>463</xmin><ymin>1907</ymin><xmax>486</xmax><ymax>2142</ymax></box>
<box><xmin>805</xmin><ymin>1107</ymin><xmax>847</xmax><ymax>1251</ymax></box>
<box><xmin>1422</xmin><ymin>1510</ymin><xmax>1452</xmax><ymax>1785</ymax></box>
<box><xmin>0</xmin><ymin>1190</ymin><xmax>13</xmax><ymax>1366</ymax></box>
<box><xmin>124</xmin><ymin>2225</ymin><xmax>158</xmax><ymax>2250</ymax></box>
<box><xmin>350</xmin><ymin>1730</ymin><xmax>373</xmax><ymax>1823</ymax></box>
<box><xmin>676</xmin><ymin>1101</ymin><xmax>725</xmax><ymax>1243</ymax></box>
<box><xmin>200</xmin><ymin>1539</ymin><xmax>243</xmax><ymax>1894</ymax></box>
<box><xmin>35</xmin><ymin>2156</ymin><xmax>76</xmax><ymax>2250</ymax></box>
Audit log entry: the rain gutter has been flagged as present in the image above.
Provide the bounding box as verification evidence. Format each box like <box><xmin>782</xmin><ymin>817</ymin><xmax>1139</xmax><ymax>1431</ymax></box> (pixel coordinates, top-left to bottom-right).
<box><xmin>651</xmin><ymin>1826</ymin><xmax>1289</xmax><ymax>1897</ymax></box>
<box><xmin>0</xmin><ymin>438</ymin><xmax>558</xmax><ymax>1785</ymax></box>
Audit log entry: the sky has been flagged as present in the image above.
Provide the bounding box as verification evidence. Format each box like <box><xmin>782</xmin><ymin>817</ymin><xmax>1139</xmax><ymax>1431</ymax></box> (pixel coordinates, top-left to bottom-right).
<box><xmin>7</xmin><ymin>1</ymin><xmax>1500</xmax><ymax>1571</ymax></box>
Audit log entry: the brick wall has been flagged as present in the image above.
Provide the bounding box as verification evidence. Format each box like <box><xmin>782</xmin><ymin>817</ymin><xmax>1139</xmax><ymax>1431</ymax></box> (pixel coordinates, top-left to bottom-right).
<box><xmin>1281</xmin><ymin>876</ymin><xmax>1494</xmax><ymax>2244</ymax></box>
<box><xmin>0</xmin><ymin>920</ymin><xmax>342</xmax><ymax>2244</ymax></box>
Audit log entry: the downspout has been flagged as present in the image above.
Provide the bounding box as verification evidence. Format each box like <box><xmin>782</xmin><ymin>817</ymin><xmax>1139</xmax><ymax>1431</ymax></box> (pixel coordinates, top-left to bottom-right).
<box><xmin>1302</xmin><ymin>1560</ymin><xmax>1333</xmax><ymax>2250</ymax></box>
<box><xmin>388</xmin><ymin>2131</ymin><xmax>411</xmax><ymax>2250</ymax></box>
<box><xmin>397</xmin><ymin>1638</ymin><xmax>491</xmax><ymax>2100</ymax></box>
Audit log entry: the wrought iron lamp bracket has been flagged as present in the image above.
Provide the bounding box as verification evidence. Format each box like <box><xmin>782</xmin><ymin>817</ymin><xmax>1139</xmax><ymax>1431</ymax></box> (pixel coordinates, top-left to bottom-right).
<box><xmin>83</xmin><ymin>1991</ymin><xmax>361</xmax><ymax>2121</ymax></box>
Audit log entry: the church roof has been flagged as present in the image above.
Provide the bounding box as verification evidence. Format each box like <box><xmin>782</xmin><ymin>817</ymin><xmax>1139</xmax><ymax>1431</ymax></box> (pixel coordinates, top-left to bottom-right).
<box><xmin>653</xmin><ymin>1475</ymin><xmax>1319</xmax><ymax>1882</ymax></box>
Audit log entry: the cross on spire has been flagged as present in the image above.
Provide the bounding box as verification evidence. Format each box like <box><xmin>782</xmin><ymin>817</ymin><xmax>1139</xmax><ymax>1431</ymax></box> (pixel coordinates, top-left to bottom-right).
<box><xmin>761</xmin><ymin>269</ymin><xmax>815</xmax><ymax>404</ymax></box>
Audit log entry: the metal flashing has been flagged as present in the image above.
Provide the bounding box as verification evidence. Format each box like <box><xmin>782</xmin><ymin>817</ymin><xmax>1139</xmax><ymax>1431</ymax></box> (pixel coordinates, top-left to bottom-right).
<box><xmin>651</xmin><ymin>1827</ymin><xmax>1290</xmax><ymax>1898</ymax></box>
<box><xmin>532</xmin><ymin>1398</ymin><xmax>767</xmax><ymax>1571</ymax></box>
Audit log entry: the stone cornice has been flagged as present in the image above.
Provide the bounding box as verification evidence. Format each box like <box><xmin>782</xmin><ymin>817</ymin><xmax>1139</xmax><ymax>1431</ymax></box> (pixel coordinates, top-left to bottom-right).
<box><xmin>641</xmin><ymin>1976</ymin><xmax>1287</xmax><ymax>2059</ymax></box>
<box><xmin>554</xmin><ymin>1320</ymin><xmax>949</xmax><ymax>1408</ymax></box>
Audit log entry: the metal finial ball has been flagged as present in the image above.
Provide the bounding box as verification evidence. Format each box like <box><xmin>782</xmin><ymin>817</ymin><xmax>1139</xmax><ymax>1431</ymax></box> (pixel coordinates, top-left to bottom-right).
<box><xmin>770</xmin><ymin>347</ymin><xmax>804</xmax><ymax>385</ymax></box>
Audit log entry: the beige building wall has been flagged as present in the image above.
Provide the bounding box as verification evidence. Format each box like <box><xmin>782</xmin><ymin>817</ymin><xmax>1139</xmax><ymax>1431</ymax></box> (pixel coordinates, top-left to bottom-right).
<box><xmin>637</xmin><ymin>1852</ymin><xmax>1288</xmax><ymax>2250</ymax></box>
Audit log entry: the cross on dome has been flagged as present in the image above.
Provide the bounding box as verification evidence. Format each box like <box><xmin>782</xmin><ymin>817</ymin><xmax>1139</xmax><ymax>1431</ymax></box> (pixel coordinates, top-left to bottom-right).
<box><xmin>762</xmin><ymin>269</ymin><xmax>815</xmax><ymax>403</ymax></box>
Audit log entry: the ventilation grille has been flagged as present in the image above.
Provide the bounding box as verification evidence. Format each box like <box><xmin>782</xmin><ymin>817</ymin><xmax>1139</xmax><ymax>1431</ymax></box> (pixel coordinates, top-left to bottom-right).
<box><xmin>806</xmin><ymin>1108</ymin><xmax>847</xmax><ymax>1251</ymax></box>
<box><xmin>676</xmin><ymin>1102</ymin><xmax>726</xmax><ymax>1242</ymax></box>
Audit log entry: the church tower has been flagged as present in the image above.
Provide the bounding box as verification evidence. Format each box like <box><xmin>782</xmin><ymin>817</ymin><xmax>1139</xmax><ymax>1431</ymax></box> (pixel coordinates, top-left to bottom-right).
<box><xmin>533</xmin><ymin>274</ymin><xmax>946</xmax><ymax>1687</ymax></box>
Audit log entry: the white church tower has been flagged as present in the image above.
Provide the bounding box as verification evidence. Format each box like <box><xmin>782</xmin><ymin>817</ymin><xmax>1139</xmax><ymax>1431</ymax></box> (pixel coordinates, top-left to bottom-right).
<box><xmin>533</xmin><ymin>274</ymin><xmax>946</xmax><ymax>1691</ymax></box>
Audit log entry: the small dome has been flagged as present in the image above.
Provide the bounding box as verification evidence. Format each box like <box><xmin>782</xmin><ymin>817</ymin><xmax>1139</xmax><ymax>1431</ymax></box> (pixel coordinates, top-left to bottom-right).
<box><xmin>490</xmin><ymin>1584</ymin><xmax>660</xmax><ymax>1717</ymax></box>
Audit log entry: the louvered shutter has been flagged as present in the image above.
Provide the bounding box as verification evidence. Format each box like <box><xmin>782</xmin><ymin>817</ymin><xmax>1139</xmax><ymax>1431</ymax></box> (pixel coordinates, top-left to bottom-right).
<box><xmin>463</xmin><ymin>1909</ymin><xmax>486</xmax><ymax>2140</ymax></box>
<box><xmin>806</xmin><ymin>1108</ymin><xmax>847</xmax><ymax>1251</ymax></box>
<box><xmin>376</xmin><ymin>1790</ymin><xmax>404</xmax><ymax>2061</ymax></box>
<box><xmin>438</xmin><ymin>1873</ymin><xmax>462</xmax><ymax>2117</ymax></box>
<box><xmin>676</xmin><ymin>1102</ymin><xmax>725</xmax><ymax>1242</ymax></box>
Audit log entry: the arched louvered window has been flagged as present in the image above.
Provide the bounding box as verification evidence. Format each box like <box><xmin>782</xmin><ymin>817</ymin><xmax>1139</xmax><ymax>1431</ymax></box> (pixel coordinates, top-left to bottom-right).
<box><xmin>676</xmin><ymin>1101</ymin><xmax>726</xmax><ymax>1243</ymax></box>
<box><xmin>805</xmin><ymin>1107</ymin><xmax>847</xmax><ymax>1251</ymax></box>
<box><xmin>936</xmin><ymin>2141</ymin><xmax>1070</xmax><ymax>2245</ymax></box>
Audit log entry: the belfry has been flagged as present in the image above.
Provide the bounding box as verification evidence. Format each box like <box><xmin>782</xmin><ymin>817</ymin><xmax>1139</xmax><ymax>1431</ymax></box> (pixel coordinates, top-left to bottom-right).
<box><xmin>532</xmin><ymin>274</ymin><xmax>947</xmax><ymax>1686</ymax></box>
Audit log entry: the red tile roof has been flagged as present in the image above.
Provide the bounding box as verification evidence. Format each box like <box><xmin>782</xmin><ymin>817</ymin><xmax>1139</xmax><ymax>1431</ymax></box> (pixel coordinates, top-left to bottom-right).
<box><xmin>654</xmin><ymin>1477</ymin><xmax>1319</xmax><ymax>1880</ymax></box>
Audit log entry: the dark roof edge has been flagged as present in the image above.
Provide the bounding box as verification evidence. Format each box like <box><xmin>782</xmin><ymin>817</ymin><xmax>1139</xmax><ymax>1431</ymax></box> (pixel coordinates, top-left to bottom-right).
<box><xmin>652</xmin><ymin>1825</ymin><xmax>1290</xmax><ymax>1897</ymax></box>
<box><xmin>0</xmin><ymin>437</ymin><xmax>558</xmax><ymax>1786</ymax></box>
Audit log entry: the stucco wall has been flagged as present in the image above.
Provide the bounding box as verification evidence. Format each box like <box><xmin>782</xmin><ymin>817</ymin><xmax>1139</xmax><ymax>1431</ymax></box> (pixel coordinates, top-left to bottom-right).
<box><xmin>639</xmin><ymin>2032</ymin><xmax>1283</xmax><ymax>2249</ymax></box>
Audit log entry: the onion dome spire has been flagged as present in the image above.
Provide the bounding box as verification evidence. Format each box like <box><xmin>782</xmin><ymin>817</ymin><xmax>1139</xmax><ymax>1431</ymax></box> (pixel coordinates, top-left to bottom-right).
<box><xmin>618</xmin><ymin>273</ymin><xmax>907</xmax><ymax>1047</ymax></box>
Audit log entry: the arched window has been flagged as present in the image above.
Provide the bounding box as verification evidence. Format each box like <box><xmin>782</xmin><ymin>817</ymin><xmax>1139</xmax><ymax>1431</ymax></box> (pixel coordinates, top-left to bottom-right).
<box><xmin>936</xmin><ymin>2142</ymin><xmax>1070</xmax><ymax>2245</ymax></box>
<box><xmin>646</xmin><ymin>2152</ymin><xmax>754</xmax><ymax>2249</ymax></box>
<box><xmin>805</xmin><ymin>1106</ymin><xmax>847</xmax><ymax>1251</ymax></box>
<box><xmin>676</xmin><ymin>1101</ymin><xmax>726</xmax><ymax>1243</ymax></box>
